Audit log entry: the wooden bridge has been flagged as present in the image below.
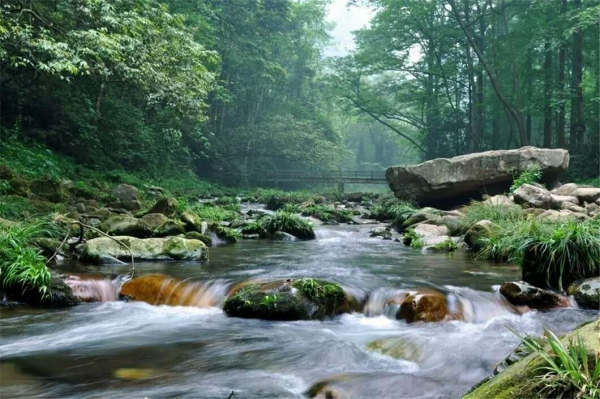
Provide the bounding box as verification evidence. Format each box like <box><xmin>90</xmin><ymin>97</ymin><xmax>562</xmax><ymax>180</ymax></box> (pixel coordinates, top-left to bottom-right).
<box><xmin>255</xmin><ymin>169</ymin><xmax>388</xmax><ymax>192</ymax></box>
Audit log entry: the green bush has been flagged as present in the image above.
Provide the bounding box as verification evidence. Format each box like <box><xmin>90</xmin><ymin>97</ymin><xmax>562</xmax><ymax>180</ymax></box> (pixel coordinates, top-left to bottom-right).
<box><xmin>510</xmin><ymin>165</ymin><xmax>542</xmax><ymax>192</ymax></box>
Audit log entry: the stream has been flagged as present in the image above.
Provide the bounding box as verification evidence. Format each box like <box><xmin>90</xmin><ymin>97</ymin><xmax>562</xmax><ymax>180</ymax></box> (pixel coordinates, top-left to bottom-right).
<box><xmin>0</xmin><ymin>224</ymin><xmax>597</xmax><ymax>398</ymax></box>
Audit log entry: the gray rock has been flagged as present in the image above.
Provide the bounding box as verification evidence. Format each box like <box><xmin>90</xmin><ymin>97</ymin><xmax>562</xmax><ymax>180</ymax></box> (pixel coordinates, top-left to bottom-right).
<box><xmin>561</xmin><ymin>201</ymin><xmax>587</xmax><ymax>213</ymax></box>
<box><xmin>100</xmin><ymin>215</ymin><xmax>153</xmax><ymax>238</ymax></box>
<box><xmin>550</xmin><ymin>194</ymin><xmax>579</xmax><ymax>209</ymax></box>
<box><xmin>140</xmin><ymin>213</ymin><xmax>169</xmax><ymax>230</ymax></box>
<box><xmin>482</xmin><ymin>195</ymin><xmax>515</xmax><ymax>207</ymax></box>
<box><xmin>386</xmin><ymin>147</ymin><xmax>569</xmax><ymax>207</ymax></box>
<box><xmin>272</xmin><ymin>231</ymin><xmax>298</xmax><ymax>241</ymax></box>
<box><xmin>552</xmin><ymin>183</ymin><xmax>579</xmax><ymax>196</ymax></box>
<box><xmin>81</xmin><ymin>236</ymin><xmax>208</xmax><ymax>263</ymax></box>
<box><xmin>513</xmin><ymin>184</ymin><xmax>552</xmax><ymax>209</ymax></box>
<box><xmin>536</xmin><ymin>209</ymin><xmax>582</xmax><ymax>222</ymax></box>
<box><xmin>571</xmin><ymin>188</ymin><xmax>600</xmax><ymax>204</ymax></box>
<box><xmin>568</xmin><ymin>278</ymin><xmax>600</xmax><ymax>310</ymax></box>
<box><xmin>370</xmin><ymin>227</ymin><xmax>392</xmax><ymax>239</ymax></box>
<box><xmin>412</xmin><ymin>223</ymin><xmax>449</xmax><ymax>237</ymax></box>
<box><xmin>500</xmin><ymin>281</ymin><xmax>569</xmax><ymax>310</ymax></box>
<box><xmin>112</xmin><ymin>184</ymin><xmax>140</xmax><ymax>201</ymax></box>
<box><xmin>464</xmin><ymin>220</ymin><xmax>495</xmax><ymax>251</ymax></box>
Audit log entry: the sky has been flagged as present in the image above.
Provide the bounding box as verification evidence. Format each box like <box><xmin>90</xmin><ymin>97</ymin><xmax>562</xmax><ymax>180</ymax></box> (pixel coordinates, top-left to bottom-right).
<box><xmin>324</xmin><ymin>0</ymin><xmax>374</xmax><ymax>57</ymax></box>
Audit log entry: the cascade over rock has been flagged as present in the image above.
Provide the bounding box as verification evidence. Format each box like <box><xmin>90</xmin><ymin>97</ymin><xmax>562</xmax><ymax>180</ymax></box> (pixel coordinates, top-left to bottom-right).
<box><xmin>386</xmin><ymin>147</ymin><xmax>569</xmax><ymax>208</ymax></box>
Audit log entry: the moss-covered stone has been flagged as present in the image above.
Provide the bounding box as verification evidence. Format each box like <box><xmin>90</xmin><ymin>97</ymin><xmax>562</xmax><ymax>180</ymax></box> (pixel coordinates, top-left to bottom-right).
<box><xmin>145</xmin><ymin>197</ymin><xmax>178</xmax><ymax>217</ymax></box>
<box><xmin>100</xmin><ymin>215</ymin><xmax>153</xmax><ymax>238</ymax></box>
<box><xmin>223</xmin><ymin>279</ymin><xmax>353</xmax><ymax>321</ymax></box>
<box><xmin>80</xmin><ymin>236</ymin><xmax>208</xmax><ymax>263</ymax></box>
<box><xmin>30</xmin><ymin>178</ymin><xmax>67</xmax><ymax>203</ymax></box>
<box><xmin>209</xmin><ymin>223</ymin><xmax>241</xmax><ymax>243</ymax></box>
<box><xmin>463</xmin><ymin>220</ymin><xmax>495</xmax><ymax>251</ymax></box>
<box><xmin>184</xmin><ymin>231</ymin><xmax>212</xmax><ymax>246</ymax></box>
<box><xmin>1</xmin><ymin>272</ymin><xmax>81</xmax><ymax>308</ymax></box>
<box><xmin>462</xmin><ymin>320</ymin><xmax>600</xmax><ymax>399</ymax></box>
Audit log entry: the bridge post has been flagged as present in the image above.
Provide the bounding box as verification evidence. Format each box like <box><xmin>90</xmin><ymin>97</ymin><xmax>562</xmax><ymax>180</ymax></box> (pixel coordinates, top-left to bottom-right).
<box><xmin>337</xmin><ymin>182</ymin><xmax>344</xmax><ymax>193</ymax></box>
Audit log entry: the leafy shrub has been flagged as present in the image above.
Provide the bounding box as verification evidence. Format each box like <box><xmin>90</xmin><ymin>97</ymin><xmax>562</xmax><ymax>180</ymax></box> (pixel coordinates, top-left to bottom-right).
<box><xmin>510</xmin><ymin>165</ymin><xmax>542</xmax><ymax>192</ymax></box>
<box><xmin>516</xmin><ymin>329</ymin><xmax>600</xmax><ymax>399</ymax></box>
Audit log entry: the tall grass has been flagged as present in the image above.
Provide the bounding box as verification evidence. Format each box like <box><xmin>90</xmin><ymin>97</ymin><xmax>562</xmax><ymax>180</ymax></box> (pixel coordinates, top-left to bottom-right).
<box><xmin>515</xmin><ymin>329</ymin><xmax>600</xmax><ymax>399</ymax></box>
<box><xmin>0</xmin><ymin>219</ymin><xmax>61</xmax><ymax>298</ymax></box>
<box><xmin>458</xmin><ymin>200</ymin><xmax>524</xmax><ymax>234</ymax></box>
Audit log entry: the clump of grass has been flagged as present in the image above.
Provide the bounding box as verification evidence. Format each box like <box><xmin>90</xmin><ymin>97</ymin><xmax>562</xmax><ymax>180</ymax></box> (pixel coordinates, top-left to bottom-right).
<box><xmin>301</xmin><ymin>204</ymin><xmax>354</xmax><ymax>223</ymax></box>
<box><xmin>0</xmin><ymin>219</ymin><xmax>61</xmax><ymax>299</ymax></box>
<box><xmin>292</xmin><ymin>278</ymin><xmax>346</xmax><ymax>317</ymax></box>
<box><xmin>510</xmin><ymin>165</ymin><xmax>542</xmax><ymax>192</ymax></box>
<box><xmin>458</xmin><ymin>201</ymin><xmax>524</xmax><ymax>234</ymax></box>
<box><xmin>522</xmin><ymin>219</ymin><xmax>600</xmax><ymax>291</ymax></box>
<box><xmin>187</xmin><ymin>203</ymin><xmax>239</xmax><ymax>222</ymax></box>
<box><xmin>259</xmin><ymin>211</ymin><xmax>316</xmax><ymax>240</ymax></box>
<box><xmin>370</xmin><ymin>194</ymin><xmax>418</xmax><ymax>225</ymax></box>
<box><xmin>402</xmin><ymin>229</ymin><xmax>424</xmax><ymax>249</ymax></box>
<box><xmin>515</xmin><ymin>329</ymin><xmax>600</xmax><ymax>399</ymax></box>
<box><xmin>210</xmin><ymin>223</ymin><xmax>242</xmax><ymax>243</ymax></box>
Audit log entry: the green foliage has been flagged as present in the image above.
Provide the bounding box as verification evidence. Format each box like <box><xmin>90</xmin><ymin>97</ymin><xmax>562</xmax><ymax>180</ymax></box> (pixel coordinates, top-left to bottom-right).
<box><xmin>431</xmin><ymin>238</ymin><xmax>458</xmax><ymax>252</ymax></box>
<box><xmin>0</xmin><ymin>219</ymin><xmax>61</xmax><ymax>298</ymax></box>
<box><xmin>516</xmin><ymin>329</ymin><xmax>600</xmax><ymax>399</ymax></box>
<box><xmin>292</xmin><ymin>278</ymin><xmax>346</xmax><ymax>316</ymax></box>
<box><xmin>261</xmin><ymin>295</ymin><xmax>278</xmax><ymax>308</ymax></box>
<box><xmin>511</xmin><ymin>166</ymin><xmax>543</xmax><ymax>193</ymax></box>
<box><xmin>301</xmin><ymin>204</ymin><xmax>354</xmax><ymax>223</ymax></box>
<box><xmin>458</xmin><ymin>201</ymin><xmax>525</xmax><ymax>234</ymax></box>
<box><xmin>260</xmin><ymin>211</ymin><xmax>316</xmax><ymax>240</ymax></box>
<box><xmin>188</xmin><ymin>204</ymin><xmax>239</xmax><ymax>222</ymax></box>
<box><xmin>370</xmin><ymin>195</ymin><xmax>418</xmax><ymax>225</ymax></box>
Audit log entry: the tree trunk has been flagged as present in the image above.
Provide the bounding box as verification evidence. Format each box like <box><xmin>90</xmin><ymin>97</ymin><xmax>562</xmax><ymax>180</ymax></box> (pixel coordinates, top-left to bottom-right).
<box><xmin>543</xmin><ymin>40</ymin><xmax>553</xmax><ymax>147</ymax></box>
<box><xmin>556</xmin><ymin>0</ymin><xmax>567</xmax><ymax>148</ymax></box>
<box><xmin>526</xmin><ymin>48</ymin><xmax>533</xmax><ymax>144</ymax></box>
<box><xmin>92</xmin><ymin>79</ymin><xmax>106</xmax><ymax>127</ymax></box>
<box><xmin>448</xmin><ymin>0</ymin><xmax>528</xmax><ymax>146</ymax></box>
<box><xmin>569</xmin><ymin>0</ymin><xmax>584</xmax><ymax>151</ymax></box>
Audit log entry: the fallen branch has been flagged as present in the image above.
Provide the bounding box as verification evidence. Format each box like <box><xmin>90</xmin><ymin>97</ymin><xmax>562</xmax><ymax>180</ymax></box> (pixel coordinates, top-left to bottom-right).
<box><xmin>55</xmin><ymin>216</ymin><xmax>135</xmax><ymax>277</ymax></box>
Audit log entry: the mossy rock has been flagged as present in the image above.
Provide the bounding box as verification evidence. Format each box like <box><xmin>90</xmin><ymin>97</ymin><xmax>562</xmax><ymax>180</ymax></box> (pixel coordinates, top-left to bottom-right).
<box><xmin>209</xmin><ymin>223</ymin><xmax>241</xmax><ymax>243</ymax></box>
<box><xmin>463</xmin><ymin>320</ymin><xmax>600</xmax><ymax>399</ymax></box>
<box><xmin>185</xmin><ymin>231</ymin><xmax>213</xmax><ymax>246</ymax></box>
<box><xmin>30</xmin><ymin>178</ymin><xmax>68</xmax><ymax>203</ymax></box>
<box><xmin>154</xmin><ymin>219</ymin><xmax>186</xmax><ymax>237</ymax></box>
<box><xmin>463</xmin><ymin>220</ymin><xmax>495</xmax><ymax>251</ymax></box>
<box><xmin>223</xmin><ymin>278</ymin><xmax>352</xmax><ymax>321</ymax></box>
<box><xmin>145</xmin><ymin>197</ymin><xmax>178</xmax><ymax>217</ymax></box>
<box><xmin>100</xmin><ymin>215</ymin><xmax>153</xmax><ymax>238</ymax></box>
<box><xmin>1</xmin><ymin>272</ymin><xmax>81</xmax><ymax>308</ymax></box>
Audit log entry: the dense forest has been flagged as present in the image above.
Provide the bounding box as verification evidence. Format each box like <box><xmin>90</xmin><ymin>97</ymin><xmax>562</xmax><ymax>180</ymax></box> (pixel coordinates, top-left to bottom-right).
<box><xmin>1</xmin><ymin>0</ymin><xmax>599</xmax><ymax>183</ymax></box>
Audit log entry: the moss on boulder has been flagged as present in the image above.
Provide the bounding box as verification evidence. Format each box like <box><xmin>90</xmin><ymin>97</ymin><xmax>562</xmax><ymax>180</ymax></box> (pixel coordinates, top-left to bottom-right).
<box><xmin>80</xmin><ymin>236</ymin><xmax>208</xmax><ymax>263</ymax></box>
<box><xmin>223</xmin><ymin>278</ymin><xmax>353</xmax><ymax>321</ymax></box>
<box><xmin>100</xmin><ymin>215</ymin><xmax>153</xmax><ymax>238</ymax></box>
<box><xmin>462</xmin><ymin>320</ymin><xmax>600</xmax><ymax>399</ymax></box>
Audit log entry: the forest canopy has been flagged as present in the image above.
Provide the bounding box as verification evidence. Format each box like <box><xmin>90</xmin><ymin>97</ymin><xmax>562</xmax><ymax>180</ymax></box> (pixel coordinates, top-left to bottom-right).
<box><xmin>1</xmin><ymin>0</ymin><xmax>599</xmax><ymax>184</ymax></box>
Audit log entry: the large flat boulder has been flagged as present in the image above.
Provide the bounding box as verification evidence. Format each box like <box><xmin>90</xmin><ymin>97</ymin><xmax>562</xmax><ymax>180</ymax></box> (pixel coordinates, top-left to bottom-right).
<box><xmin>81</xmin><ymin>236</ymin><xmax>208</xmax><ymax>263</ymax></box>
<box><xmin>386</xmin><ymin>147</ymin><xmax>569</xmax><ymax>207</ymax></box>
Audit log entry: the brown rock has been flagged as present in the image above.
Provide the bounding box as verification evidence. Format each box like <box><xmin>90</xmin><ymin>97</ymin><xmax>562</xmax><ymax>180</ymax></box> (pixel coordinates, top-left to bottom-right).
<box><xmin>500</xmin><ymin>281</ymin><xmax>569</xmax><ymax>310</ymax></box>
<box><xmin>396</xmin><ymin>289</ymin><xmax>450</xmax><ymax>323</ymax></box>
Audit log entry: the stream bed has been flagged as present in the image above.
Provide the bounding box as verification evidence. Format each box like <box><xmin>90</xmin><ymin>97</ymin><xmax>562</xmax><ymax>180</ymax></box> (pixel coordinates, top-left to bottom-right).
<box><xmin>0</xmin><ymin>224</ymin><xmax>597</xmax><ymax>398</ymax></box>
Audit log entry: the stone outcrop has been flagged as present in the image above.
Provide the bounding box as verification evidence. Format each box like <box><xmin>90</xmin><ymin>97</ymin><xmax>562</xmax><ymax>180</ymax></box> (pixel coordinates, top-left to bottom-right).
<box><xmin>567</xmin><ymin>277</ymin><xmax>600</xmax><ymax>310</ymax></box>
<box><xmin>513</xmin><ymin>184</ymin><xmax>552</xmax><ymax>209</ymax></box>
<box><xmin>499</xmin><ymin>281</ymin><xmax>569</xmax><ymax>310</ymax></box>
<box><xmin>80</xmin><ymin>236</ymin><xmax>208</xmax><ymax>263</ymax></box>
<box><xmin>386</xmin><ymin>147</ymin><xmax>569</xmax><ymax>207</ymax></box>
<box><xmin>112</xmin><ymin>184</ymin><xmax>140</xmax><ymax>201</ymax></box>
<box><xmin>223</xmin><ymin>279</ymin><xmax>355</xmax><ymax>321</ymax></box>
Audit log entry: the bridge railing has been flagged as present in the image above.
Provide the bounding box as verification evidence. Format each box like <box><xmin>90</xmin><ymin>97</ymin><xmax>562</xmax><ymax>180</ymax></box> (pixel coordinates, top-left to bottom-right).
<box><xmin>254</xmin><ymin>169</ymin><xmax>387</xmax><ymax>181</ymax></box>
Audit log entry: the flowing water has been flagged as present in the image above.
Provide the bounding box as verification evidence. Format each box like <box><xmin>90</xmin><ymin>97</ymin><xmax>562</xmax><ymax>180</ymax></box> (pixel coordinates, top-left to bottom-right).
<box><xmin>0</xmin><ymin>224</ymin><xmax>597</xmax><ymax>399</ymax></box>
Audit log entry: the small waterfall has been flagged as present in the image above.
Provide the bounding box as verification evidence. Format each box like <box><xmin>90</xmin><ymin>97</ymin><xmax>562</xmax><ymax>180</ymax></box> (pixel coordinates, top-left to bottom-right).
<box><xmin>119</xmin><ymin>274</ymin><xmax>231</xmax><ymax>308</ymax></box>
<box><xmin>445</xmin><ymin>286</ymin><xmax>527</xmax><ymax>323</ymax></box>
<box><xmin>64</xmin><ymin>276</ymin><xmax>120</xmax><ymax>302</ymax></box>
<box><xmin>361</xmin><ymin>286</ymin><xmax>523</xmax><ymax>323</ymax></box>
